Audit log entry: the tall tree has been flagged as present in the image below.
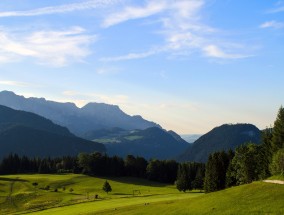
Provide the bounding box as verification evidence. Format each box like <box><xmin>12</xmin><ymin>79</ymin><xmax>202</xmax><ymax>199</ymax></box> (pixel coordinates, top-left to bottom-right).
<box><xmin>270</xmin><ymin>148</ymin><xmax>284</xmax><ymax>175</ymax></box>
<box><xmin>102</xmin><ymin>180</ymin><xmax>112</xmax><ymax>194</ymax></box>
<box><xmin>271</xmin><ymin>106</ymin><xmax>284</xmax><ymax>152</ymax></box>
<box><xmin>176</xmin><ymin>163</ymin><xmax>191</xmax><ymax>192</ymax></box>
<box><xmin>204</xmin><ymin>151</ymin><xmax>231</xmax><ymax>193</ymax></box>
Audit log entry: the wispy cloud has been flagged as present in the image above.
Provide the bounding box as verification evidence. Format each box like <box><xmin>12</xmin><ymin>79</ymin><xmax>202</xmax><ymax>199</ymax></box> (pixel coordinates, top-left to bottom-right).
<box><xmin>260</xmin><ymin>20</ymin><xmax>284</xmax><ymax>29</ymax></box>
<box><xmin>203</xmin><ymin>45</ymin><xmax>251</xmax><ymax>59</ymax></box>
<box><xmin>100</xmin><ymin>48</ymin><xmax>162</xmax><ymax>62</ymax></box>
<box><xmin>101</xmin><ymin>0</ymin><xmax>251</xmax><ymax>61</ymax></box>
<box><xmin>102</xmin><ymin>1</ymin><xmax>166</xmax><ymax>27</ymax></box>
<box><xmin>0</xmin><ymin>80</ymin><xmax>32</xmax><ymax>87</ymax></box>
<box><xmin>0</xmin><ymin>0</ymin><xmax>120</xmax><ymax>18</ymax></box>
<box><xmin>267</xmin><ymin>6</ymin><xmax>284</xmax><ymax>13</ymax></box>
<box><xmin>0</xmin><ymin>27</ymin><xmax>96</xmax><ymax>66</ymax></box>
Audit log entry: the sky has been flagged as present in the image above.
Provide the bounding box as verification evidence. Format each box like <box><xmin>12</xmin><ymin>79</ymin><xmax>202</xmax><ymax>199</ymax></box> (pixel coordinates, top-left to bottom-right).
<box><xmin>0</xmin><ymin>0</ymin><xmax>284</xmax><ymax>134</ymax></box>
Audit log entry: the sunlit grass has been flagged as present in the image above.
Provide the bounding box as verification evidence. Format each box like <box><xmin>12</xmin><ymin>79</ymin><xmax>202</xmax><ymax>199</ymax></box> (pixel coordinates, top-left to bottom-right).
<box><xmin>0</xmin><ymin>174</ymin><xmax>200</xmax><ymax>214</ymax></box>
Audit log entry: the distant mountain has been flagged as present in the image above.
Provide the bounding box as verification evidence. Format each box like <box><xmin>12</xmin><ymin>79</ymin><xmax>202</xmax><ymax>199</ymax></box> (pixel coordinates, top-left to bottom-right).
<box><xmin>97</xmin><ymin>127</ymin><xmax>189</xmax><ymax>160</ymax></box>
<box><xmin>0</xmin><ymin>105</ymin><xmax>105</xmax><ymax>159</ymax></box>
<box><xmin>178</xmin><ymin>124</ymin><xmax>261</xmax><ymax>163</ymax></box>
<box><xmin>0</xmin><ymin>91</ymin><xmax>160</xmax><ymax>136</ymax></box>
<box><xmin>180</xmin><ymin>134</ymin><xmax>202</xmax><ymax>144</ymax></box>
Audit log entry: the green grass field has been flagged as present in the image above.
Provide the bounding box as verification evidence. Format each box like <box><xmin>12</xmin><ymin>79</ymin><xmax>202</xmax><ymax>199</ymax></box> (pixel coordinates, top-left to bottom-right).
<box><xmin>0</xmin><ymin>174</ymin><xmax>201</xmax><ymax>214</ymax></box>
<box><xmin>0</xmin><ymin>174</ymin><xmax>283</xmax><ymax>215</ymax></box>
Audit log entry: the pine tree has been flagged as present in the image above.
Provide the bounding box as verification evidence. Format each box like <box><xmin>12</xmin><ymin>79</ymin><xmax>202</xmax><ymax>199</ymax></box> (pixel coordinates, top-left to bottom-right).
<box><xmin>270</xmin><ymin>148</ymin><xmax>284</xmax><ymax>175</ymax></box>
<box><xmin>176</xmin><ymin>164</ymin><xmax>188</xmax><ymax>192</ymax></box>
<box><xmin>102</xmin><ymin>180</ymin><xmax>112</xmax><ymax>194</ymax></box>
<box><xmin>271</xmin><ymin>106</ymin><xmax>284</xmax><ymax>152</ymax></box>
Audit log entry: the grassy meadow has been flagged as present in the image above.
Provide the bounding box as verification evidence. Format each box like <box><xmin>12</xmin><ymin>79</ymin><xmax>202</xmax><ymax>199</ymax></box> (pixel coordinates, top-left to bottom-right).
<box><xmin>0</xmin><ymin>174</ymin><xmax>201</xmax><ymax>214</ymax></box>
<box><xmin>0</xmin><ymin>174</ymin><xmax>283</xmax><ymax>215</ymax></box>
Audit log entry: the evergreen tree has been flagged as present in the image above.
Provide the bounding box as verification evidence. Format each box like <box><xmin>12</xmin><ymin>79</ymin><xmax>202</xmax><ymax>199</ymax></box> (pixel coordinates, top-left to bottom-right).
<box><xmin>102</xmin><ymin>180</ymin><xmax>112</xmax><ymax>194</ymax></box>
<box><xmin>176</xmin><ymin>163</ymin><xmax>190</xmax><ymax>192</ymax></box>
<box><xmin>270</xmin><ymin>148</ymin><xmax>284</xmax><ymax>175</ymax></box>
<box><xmin>204</xmin><ymin>151</ymin><xmax>231</xmax><ymax>193</ymax></box>
<box><xmin>271</xmin><ymin>106</ymin><xmax>284</xmax><ymax>152</ymax></box>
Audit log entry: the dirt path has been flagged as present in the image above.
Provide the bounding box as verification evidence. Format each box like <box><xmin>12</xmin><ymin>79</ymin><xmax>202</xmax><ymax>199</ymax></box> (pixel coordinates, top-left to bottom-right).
<box><xmin>263</xmin><ymin>180</ymin><xmax>284</xmax><ymax>185</ymax></box>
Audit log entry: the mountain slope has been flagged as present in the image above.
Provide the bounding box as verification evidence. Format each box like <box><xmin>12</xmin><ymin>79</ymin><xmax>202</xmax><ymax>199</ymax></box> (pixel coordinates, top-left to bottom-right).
<box><xmin>101</xmin><ymin>127</ymin><xmax>189</xmax><ymax>160</ymax></box>
<box><xmin>0</xmin><ymin>91</ymin><xmax>160</xmax><ymax>136</ymax></box>
<box><xmin>178</xmin><ymin>124</ymin><xmax>261</xmax><ymax>163</ymax></box>
<box><xmin>0</xmin><ymin>105</ymin><xmax>105</xmax><ymax>158</ymax></box>
<box><xmin>0</xmin><ymin>105</ymin><xmax>72</xmax><ymax>137</ymax></box>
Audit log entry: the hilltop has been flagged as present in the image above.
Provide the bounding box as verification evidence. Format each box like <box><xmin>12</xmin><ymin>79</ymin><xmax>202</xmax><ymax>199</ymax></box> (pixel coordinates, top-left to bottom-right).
<box><xmin>178</xmin><ymin>123</ymin><xmax>261</xmax><ymax>162</ymax></box>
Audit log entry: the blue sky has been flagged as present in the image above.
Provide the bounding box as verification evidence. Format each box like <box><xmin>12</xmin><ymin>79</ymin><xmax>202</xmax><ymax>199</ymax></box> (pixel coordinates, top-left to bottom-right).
<box><xmin>0</xmin><ymin>0</ymin><xmax>283</xmax><ymax>134</ymax></box>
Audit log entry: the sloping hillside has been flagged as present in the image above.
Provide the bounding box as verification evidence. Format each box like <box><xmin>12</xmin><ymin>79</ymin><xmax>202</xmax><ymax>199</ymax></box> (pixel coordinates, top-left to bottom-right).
<box><xmin>0</xmin><ymin>105</ymin><xmax>105</xmax><ymax>158</ymax></box>
<box><xmin>101</xmin><ymin>127</ymin><xmax>189</xmax><ymax>159</ymax></box>
<box><xmin>178</xmin><ymin>124</ymin><xmax>261</xmax><ymax>162</ymax></box>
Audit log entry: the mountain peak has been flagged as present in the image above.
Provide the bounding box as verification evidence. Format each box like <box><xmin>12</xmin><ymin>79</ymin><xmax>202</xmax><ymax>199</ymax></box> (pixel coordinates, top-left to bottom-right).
<box><xmin>0</xmin><ymin>90</ymin><xmax>16</xmax><ymax>96</ymax></box>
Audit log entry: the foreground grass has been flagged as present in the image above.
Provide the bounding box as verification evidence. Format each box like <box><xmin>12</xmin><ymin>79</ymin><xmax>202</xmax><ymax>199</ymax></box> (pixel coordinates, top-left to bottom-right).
<box><xmin>90</xmin><ymin>182</ymin><xmax>284</xmax><ymax>215</ymax></box>
<box><xmin>0</xmin><ymin>174</ymin><xmax>200</xmax><ymax>214</ymax></box>
<box><xmin>93</xmin><ymin>181</ymin><xmax>284</xmax><ymax>215</ymax></box>
<box><xmin>1</xmin><ymin>174</ymin><xmax>283</xmax><ymax>215</ymax></box>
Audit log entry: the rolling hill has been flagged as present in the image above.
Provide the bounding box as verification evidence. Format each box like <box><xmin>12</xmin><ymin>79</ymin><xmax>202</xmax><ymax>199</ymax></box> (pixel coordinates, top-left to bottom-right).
<box><xmin>0</xmin><ymin>105</ymin><xmax>105</xmax><ymax>158</ymax></box>
<box><xmin>178</xmin><ymin>123</ymin><xmax>261</xmax><ymax>162</ymax></box>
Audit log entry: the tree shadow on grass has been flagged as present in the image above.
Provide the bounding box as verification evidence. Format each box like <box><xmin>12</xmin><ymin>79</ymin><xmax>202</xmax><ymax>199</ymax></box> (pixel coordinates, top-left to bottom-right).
<box><xmin>95</xmin><ymin>176</ymin><xmax>171</xmax><ymax>188</ymax></box>
<box><xmin>112</xmin><ymin>193</ymin><xmax>133</xmax><ymax>196</ymax></box>
<box><xmin>0</xmin><ymin>178</ymin><xmax>28</xmax><ymax>182</ymax></box>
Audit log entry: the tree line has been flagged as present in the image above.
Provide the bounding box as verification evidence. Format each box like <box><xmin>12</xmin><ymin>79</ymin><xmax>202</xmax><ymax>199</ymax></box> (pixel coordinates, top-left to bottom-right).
<box><xmin>0</xmin><ymin>151</ymin><xmax>205</xmax><ymax>187</ymax></box>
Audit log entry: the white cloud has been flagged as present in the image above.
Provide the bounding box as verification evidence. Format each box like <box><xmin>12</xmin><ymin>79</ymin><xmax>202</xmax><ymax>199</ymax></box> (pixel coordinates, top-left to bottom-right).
<box><xmin>101</xmin><ymin>0</ymin><xmax>251</xmax><ymax>61</ymax></box>
<box><xmin>203</xmin><ymin>45</ymin><xmax>250</xmax><ymax>59</ymax></box>
<box><xmin>100</xmin><ymin>48</ymin><xmax>161</xmax><ymax>62</ymax></box>
<box><xmin>260</xmin><ymin>20</ymin><xmax>284</xmax><ymax>29</ymax></box>
<box><xmin>102</xmin><ymin>1</ymin><xmax>167</xmax><ymax>27</ymax></box>
<box><xmin>0</xmin><ymin>80</ymin><xmax>32</xmax><ymax>87</ymax></box>
<box><xmin>0</xmin><ymin>27</ymin><xmax>96</xmax><ymax>66</ymax></box>
<box><xmin>0</xmin><ymin>0</ymin><xmax>121</xmax><ymax>18</ymax></box>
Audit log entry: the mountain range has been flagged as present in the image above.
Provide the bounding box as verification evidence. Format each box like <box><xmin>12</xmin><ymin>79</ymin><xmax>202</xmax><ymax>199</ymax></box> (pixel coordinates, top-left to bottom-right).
<box><xmin>0</xmin><ymin>91</ymin><xmax>160</xmax><ymax>137</ymax></box>
<box><xmin>0</xmin><ymin>91</ymin><xmax>263</xmax><ymax>162</ymax></box>
<box><xmin>0</xmin><ymin>105</ymin><xmax>105</xmax><ymax>159</ymax></box>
